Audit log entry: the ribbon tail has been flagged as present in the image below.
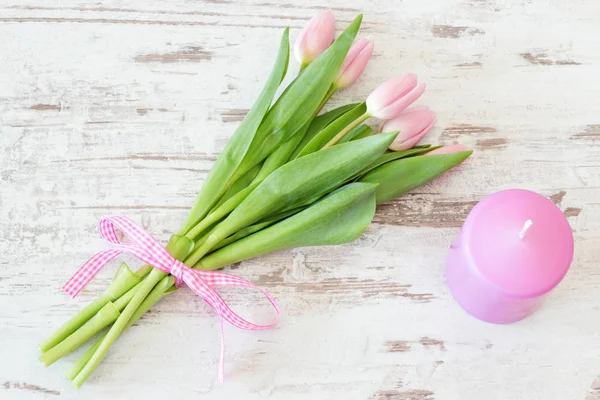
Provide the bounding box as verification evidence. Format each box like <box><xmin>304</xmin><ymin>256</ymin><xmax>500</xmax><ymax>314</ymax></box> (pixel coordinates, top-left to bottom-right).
<box><xmin>195</xmin><ymin>270</ymin><xmax>281</xmax><ymax>329</ymax></box>
<box><xmin>218</xmin><ymin>316</ymin><xmax>224</xmax><ymax>383</ymax></box>
<box><xmin>179</xmin><ymin>267</ymin><xmax>281</xmax><ymax>382</ymax></box>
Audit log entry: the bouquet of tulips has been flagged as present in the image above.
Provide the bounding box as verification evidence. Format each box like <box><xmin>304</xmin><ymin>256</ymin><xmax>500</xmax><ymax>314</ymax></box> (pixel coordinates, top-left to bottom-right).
<box><xmin>40</xmin><ymin>11</ymin><xmax>472</xmax><ymax>387</ymax></box>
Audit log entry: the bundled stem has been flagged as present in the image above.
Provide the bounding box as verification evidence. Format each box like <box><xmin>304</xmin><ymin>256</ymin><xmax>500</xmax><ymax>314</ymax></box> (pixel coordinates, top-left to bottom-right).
<box><xmin>39</xmin><ymin>13</ymin><xmax>473</xmax><ymax>389</ymax></box>
<box><xmin>65</xmin><ymin>275</ymin><xmax>176</xmax><ymax>380</ymax></box>
<box><xmin>40</xmin><ymin>280</ymin><xmax>148</xmax><ymax>366</ymax></box>
<box><xmin>70</xmin><ymin>235</ymin><xmax>193</xmax><ymax>388</ymax></box>
<box><xmin>40</xmin><ymin>264</ymin><xmax>151</xmax><ymax>353</ymax></box>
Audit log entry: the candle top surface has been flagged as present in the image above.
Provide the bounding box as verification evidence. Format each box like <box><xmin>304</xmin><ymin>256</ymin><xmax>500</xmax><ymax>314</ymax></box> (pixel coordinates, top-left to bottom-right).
<box><xmin>464</xmin><ymin>189</ymin><xmax>574</xmax><ymax>298</ymax></box>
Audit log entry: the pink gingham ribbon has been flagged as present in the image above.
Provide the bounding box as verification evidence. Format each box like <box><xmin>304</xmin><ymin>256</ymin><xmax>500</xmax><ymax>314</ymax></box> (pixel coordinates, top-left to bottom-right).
<box><xmin>63</xmin><ymin>215</ymin><xmax>280</xmax><ymax>381</ymax></box>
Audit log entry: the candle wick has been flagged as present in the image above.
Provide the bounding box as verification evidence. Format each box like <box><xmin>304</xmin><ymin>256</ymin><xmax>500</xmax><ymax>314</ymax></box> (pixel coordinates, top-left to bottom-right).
<box><xmin>519</xmin><ymin>219</ymin><xmax>533</xmax><ymax>239</ymax></box>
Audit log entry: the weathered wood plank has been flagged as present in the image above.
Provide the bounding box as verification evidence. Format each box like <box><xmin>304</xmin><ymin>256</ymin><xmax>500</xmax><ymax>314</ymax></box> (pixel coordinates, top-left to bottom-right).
<box><xmin>1</xmin><ymin>0</ymin><xmax>599</xmax><ymax>399</ymax></box>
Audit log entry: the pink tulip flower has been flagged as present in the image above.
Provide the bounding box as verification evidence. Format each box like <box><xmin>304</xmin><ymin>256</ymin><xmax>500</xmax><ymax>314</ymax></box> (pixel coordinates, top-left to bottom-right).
<box><xmin>426</xmin><ymin>144</ymin><xmax>470</xmax><ymax>155</ymax></box>
<box><xmin>382</xmin><ymin>106</ymin><xmax>436</xmax><ymax>151</ymax></box>
<box><xmin>334</xmin><ymin>38</ymin><xmax>374</xmax><ymax>89</ymax></box>
<box><xmin>294</xmin><ymin>10</ymin><xmax>336</xmax><ymax>67</ymax></box>
<box><xmin>366</xmin><ymin>74</ymin><xmax>426</xmax><ymax>119</ymax></box>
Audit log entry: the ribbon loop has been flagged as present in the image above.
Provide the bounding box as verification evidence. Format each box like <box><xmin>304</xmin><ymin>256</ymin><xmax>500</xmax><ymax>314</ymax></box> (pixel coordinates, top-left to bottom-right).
<box><xmin>63</xmin><ymin>216</ymin><xmax>280</xmax><ymax>381</ymax></box>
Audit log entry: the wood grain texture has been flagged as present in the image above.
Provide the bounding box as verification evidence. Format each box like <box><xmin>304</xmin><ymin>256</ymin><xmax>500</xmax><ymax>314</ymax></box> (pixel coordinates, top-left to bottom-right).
<box><xmin>1</xmin><ymin>0</ymin><xmax>600</xmax><ymax>399</ymax></box>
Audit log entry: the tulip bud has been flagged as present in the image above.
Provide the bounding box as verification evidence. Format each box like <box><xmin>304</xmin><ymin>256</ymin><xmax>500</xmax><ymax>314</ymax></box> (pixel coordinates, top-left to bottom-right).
<box><xmin>426</xmin><ymin>144</ymin><xmax>470</xmax><ymax>155</ymax></box>
<box><xmin>294</xmin><ymin>10</ymin><xmax>336</xmax><ymax>67</ymax></box>
<box><xmin>366</xmin><ymin>74</ymin><xmax>426</xmax><ymax>120</ymax></box>
<box><xmin>382</xmin><ymin>106</ymin><xmax>436</xmax><ymax>151</ymax></box>
<box><xmin>334</xmin><ymin>38</ymin><xmax>374</xmax><ymax>89</ymax></box>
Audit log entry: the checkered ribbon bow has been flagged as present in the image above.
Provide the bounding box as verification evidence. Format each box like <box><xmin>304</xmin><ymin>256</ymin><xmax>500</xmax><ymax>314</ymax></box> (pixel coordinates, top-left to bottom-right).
<box><xmin>63</xmin><ymin>216</ymin><xmax>280</xmax><ymax>381</ymax></box>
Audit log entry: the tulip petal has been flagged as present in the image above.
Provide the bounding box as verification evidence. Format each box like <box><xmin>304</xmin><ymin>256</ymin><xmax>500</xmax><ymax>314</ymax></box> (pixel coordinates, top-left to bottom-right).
<box><xmin>294</xmin><ymin>10</ymin><xmax>336</xmax><ymax>64</ymax></box>
<box><xmin>366</xmin><ymin>74</ymin><xmax>418</xmax><ymax>112</ymax></box>
<box><xmin>376</xmin><ymin>82</ymin><xmax>426</xmax><ymax>120</ymax></box>
<box><xmin>389</xmin><ymin>119</ymin><xmax>436</xmax><ymax>151</ymax></box>
<box><xmin>235</xmin><ymin>15</ymin><xmax>363</xmax><ymax>178</ymax></box>
<box><xmin>382</xmin><ymin>106</ymin><xmax>435</xmax><ymax>151</ymax></box>
<box><xmin>335</xmin><ymin>39</ymin><xmax>374</xmax><ymax>88</ymax></box>
<box><xmin>426</xmin><ymin>144</ymin><xmax>470</xmax><ymax>155</ymax></box>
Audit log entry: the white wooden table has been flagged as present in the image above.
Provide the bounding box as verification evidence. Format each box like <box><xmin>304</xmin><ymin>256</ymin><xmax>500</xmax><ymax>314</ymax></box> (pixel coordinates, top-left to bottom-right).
<box><xmin>2</xmin><ymin>1</ymin><xmax>599</xmax><ymax>399</ymax></box>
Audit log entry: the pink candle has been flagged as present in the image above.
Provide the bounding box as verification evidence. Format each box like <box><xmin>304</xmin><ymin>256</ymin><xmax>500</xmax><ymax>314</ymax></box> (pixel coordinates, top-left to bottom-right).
<box><xmin>446</xmin><ymin>189</ymin><xmax>574</xmax><ymax>324</ymax></box>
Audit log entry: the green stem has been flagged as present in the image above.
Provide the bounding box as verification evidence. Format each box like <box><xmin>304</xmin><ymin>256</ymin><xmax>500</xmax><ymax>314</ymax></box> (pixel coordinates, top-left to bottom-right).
<box><xmin>67</xmin><ymin>206</ymin><xmax>286</xmax><ymax>381</ymax></box>
<box><xmin>184</xmin><ymin>212</ymin><xmax>222</xmax><ymax>241</ymax></box>
<box><xmin>71</xmin><ymin>270</ymin><xmax>164</xmax><ymax>387</ymax></box>
<box><xmin>65</xmin><ymin>333</ymin><xmax>104</xmax><ymax>381</ymax></box>
<box><xmin>66</xmin><ymin>276</ymin><xmax>176</xmax><ymax>381</ymax></box>
<box><xmin>209</xmin><ymin>163</ymin><xmax>262</xmax><ymax>212</ymax></box>
<box><xmin>39</xmin><ymin>277</ymin><xmax>147</xmax><ymax>365</ymax></box>
<box><xmin>183</xmin><ymin>235</ymin><xmax>220</xmax><ymax>267</ymax></box>
<box><xmin>129</xmin><ymin>276</ymin><xmax>177</xmax><ymax>328</ymax></box>
<box><xmin>40</xmin><ymin>297</ymin><xmax>110</xmax><ymax>353</ymax></box>
<box><xmin>112</xmin><ymin>284</ymin><xmax>142</xmax><ymax>310</ymax></box>
<box><xmin>70</xmin><ymin>234</ymin><xmax>194</xmax><ymax>388</ymax></box>
<box><xmin>322</xmin><ymin>112</ymin><xmax>370</xmax><ymax>149</ymax></box>
<box><xmin>299</xmin><ymin>62</ymin><xmax>309</xmax><ymax>73</ymax></box>
<box><xmin>189</xmin><ymin>229</ymin><xmax>212</xmax><ymax>254</ymax></box>
<box><xmin>185</xmin><ymin>182</ymin><xmax>257</xmax><ymax>241</ymax></box>
<box><xmin>178</xmin><ymin>180</ymin><xmax>234</xmax><ymax>237</ymax></box>
<box><xmin>40</xmin><ymin>302</ymin><xmax>120</xmax><ymax>367</ymax></box>
<box><xmin>40</xmin><ymin>264</ymin><xmax>151</xmax><ymax>352</ymax></box>
<box><xmin>56</xmin><ymin>72</ymin><xmax>332</xmax><ymax>383</ymax></box>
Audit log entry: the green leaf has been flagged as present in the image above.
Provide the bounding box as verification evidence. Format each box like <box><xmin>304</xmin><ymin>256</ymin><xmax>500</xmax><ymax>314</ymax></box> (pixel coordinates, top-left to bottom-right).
<box><xmin>186</xmin><ymin>123</ymin><xmax>312</xmax><ymax>241</ymax></box>
<box><xmin>184</xmin><ymin>180</ymin><xmax>260</xmax><ymax>240</ymax></box>
<box><xmin>210</xmin><ymin>207</ymin><xmax>304</xmax><ymax>251</ymax></box>
<box><xmin>211</xmin><ymin>162</ymin><xmax>262</xmax><ymax>211</ymax></box>
<box><xmin>180</xmin><ymin>28</ymin><xmax>290</xmax><ymax>235</ymax></box>
<box><xmin>339</xmin><ymin>124</ymin><xmax>372</xmax><ymax>144</ymax></box>
<box><xmin>197</xmin><ymin>183</ymin><xmax>377</xmax><ymax>270</ymax></box>
<box><xmin>190</xmin><ymin>121</ymin><xmax>313</xmax><ymax>241</ymax></box>
<box><xmin>356</xmin><ymin>145</ymin><xmax>442</xmax><ymax>177</ymax></box>
<box><xmin>359</xmin><ymin>151</ymin><xmax>473</xmax><ymax>204</ymax></box>
<box><xmin>289</xmin><ymin>103</ymin><xmax>358</xmax><ymax>160</ymax></box>
<box><xmin>254</xmin><ymin>122</ymin><xmax>310</xmax><ymax>182</ymax></box>
<box><xmin>184</xmin><ymin>131</ymin><xmax>396</xmax><ymax>264</ymax></box>
<box><xmin>216</xmin><ymin>131</ymin><xmax>392</xmax><ymax>237</ymax></box>
<box><xmin>351</xmin><ymin>125</ymin><xmax>374</xmax><ymax>141</ymax></box>
<box><xmin>234</xmin><ymin>15</ymin><xmax>363</xmax><ymax>177</ymax></box>
<box><xmin>188</xmin><ymin>116</ymin><xmax>329</xmax><ymax>241</ymax></box>
<box><xmin>186</xmin><ymin>125</ymin><xmax>311</xmax><ymax>241</ymax></box>
<box><xmin>295</xmin><ymin>103</ymin><xmax>367</xmax><ymax>158</ymax></box>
